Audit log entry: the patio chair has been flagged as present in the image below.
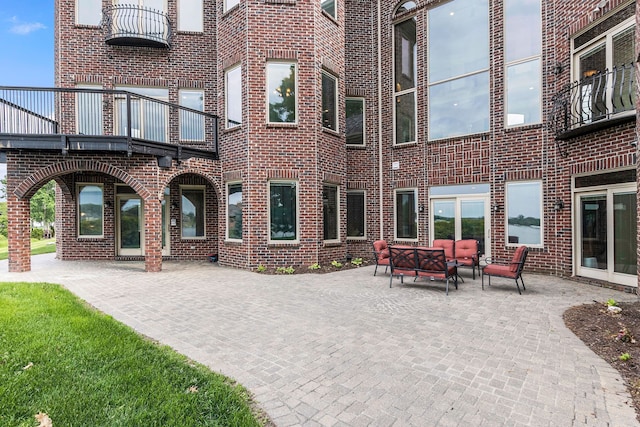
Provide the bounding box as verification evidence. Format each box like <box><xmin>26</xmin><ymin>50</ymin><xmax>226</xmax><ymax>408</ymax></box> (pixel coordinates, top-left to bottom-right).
<box><xmin>432</xmin><ymin>239</ymin><xmax>455</xmax><ymax>261</ymax></box>
<box><xmin>481</xmin><ymin>245</ymin><xmax>529</xmax><ymax>294</ymax></box>
<box><xmin>414</xmin><ymin>248</ymin><xmax>457</xmax><ymax>295</ymax></box>
<box><xmin>388</xmin><ymin>246</ymin><xmax>417</xmax><ymax>287</ymax></box>
<box><xmin>372</xmin><ymin>240</ymin><xmax>390</xmax><ymax>276</ymax></box>
<box><xmin>454</xmin><ymin>239</ymin><xmax>480</xmax><ymax>279</ymax></box>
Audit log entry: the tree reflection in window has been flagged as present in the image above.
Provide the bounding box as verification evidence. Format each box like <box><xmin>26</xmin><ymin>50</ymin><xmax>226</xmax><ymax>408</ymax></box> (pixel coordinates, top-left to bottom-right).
<box><xmin>181</xmin><ymin>187</ymin><xmax>205</xmax><ymax>238</ymax></box>
<box><xmin>268</xmin><ymin>63</ymin><xmax>296</xmax><ymax>123</ymax></box>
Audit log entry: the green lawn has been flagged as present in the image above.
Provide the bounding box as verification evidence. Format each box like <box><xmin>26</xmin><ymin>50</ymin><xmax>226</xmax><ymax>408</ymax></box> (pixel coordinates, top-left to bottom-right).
<box><xmin>0</xmin><ymin>237</ymin><xmax>57</xmax><ymax>261</ymax></box>
<box><xmin>0</xmin><ymin>282</ymin><xmax>266</xmax><ymax>426</ymax></box>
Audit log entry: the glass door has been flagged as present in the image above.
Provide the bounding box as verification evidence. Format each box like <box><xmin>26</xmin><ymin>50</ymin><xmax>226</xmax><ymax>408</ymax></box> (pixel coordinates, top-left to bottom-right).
<box><xmin>117</xmin><ymin>196</ymin><xmax>143</xmax><ymax>256</ymax></box>
<box><xmin>431</xmin><ymin>196</ymin><xmax>489</xmax><ymax>258</ymax></box>
<box><xmin>576</xmin><ymin>185</ymin><xmax>637</xmax><ymax>286</ymax></box>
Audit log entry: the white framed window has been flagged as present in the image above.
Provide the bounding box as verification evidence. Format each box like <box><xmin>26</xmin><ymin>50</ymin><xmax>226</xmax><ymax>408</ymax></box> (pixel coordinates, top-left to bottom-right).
<box><xmin>505</xmin><ymin>0</ymin><xmax>541</xmax><ymax>127</ymax></box>
<box><xmin>323</xmin><ymin>184</ymin><xmax>339</xmax><ymax>241</ymax></box>
<box><xmin>76</xmin><ymin>84</ymin><xmax>103</xmax><ymax>135</ymax></box>
<box><xmin>115</xmin><ymin>86</ymin><xmax>169</xmax><ymax>142</ymax></box>
<box><xmin>77</xmin><ymin>0</ymin><xmax>102</xmax><ymax>25</ymax></box>
<box><xmin>226</xmin><ymin>64</ymin><xmax>242</xmax><ymax>128</ymax></box>
<box><xmin>179</xmin><ymin>89</ymin><xmax>204</xmax><ymax>141</ymax></box>
<box><xmin>506</xmin><ymin>181</ymin><xmax>542</xmax><ymax>247</ymax></box>
<box><xmin>322</xmin><ymin>72</ymin><xmax>338</xmax><ymax>131</ymax></box>
<box><xmin>393</xmin><ymin>12</ymin><xmax>417</xmax><ymax>145</ymax></box>
<box><xmin>269</xmin><ymin>181</ymin><xmax>298</xmax><ymax>243</ymax></box>
<box><xmin>78</xmin><ymin>184</ymin><xmax>104</xmax><ymax>237</ymax></box>
<box><xmin>347</xmin><ymin>190</ymin><xmax>366</xmax><ymax>239</ymax></box>
<box><xmin>267</xmin><ymin>62</ymin><xmax>297</xmax><ymax>124</ymax></box>
<box><xmin>346</xmin><ymin>97</ymin><xmax>365</xmax><ymax>146</ymax></box>
<box><xmin>180</xmin><ymin>185</ymin><xmax>206</xmax><ymax>239</ymax></box>
<box><xmin>321</xmin><ymin>0</ymin><xmax>335</xmax><ymax>19</ymax></box>
<box><xmin>225</xmin><ymin>0</ymin><xmax>240</xmax><ymax>12</ymax></box>
<box><xmin>395</xmin><ymin>188</ymin><xmax>418</xmax><ymax>241</ymax></box>
<box><xmin>227</xmin><ymin>182</ymin><xmax>243</xmax><ymax>241</ymax></box>
<box><xmin>178</xmin><ymin>0</ymin><xmax>203</xmax><ymax>32</ymax></box>
<box><xmin>428</xmin><ymin>0</ymin><xmax>489</xmax><ymax>140</ymax></box>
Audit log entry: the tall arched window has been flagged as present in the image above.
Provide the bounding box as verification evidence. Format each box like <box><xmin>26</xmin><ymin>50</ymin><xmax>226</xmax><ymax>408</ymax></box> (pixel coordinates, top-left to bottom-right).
<box><xmin>393</xmin><ymin>2</ymin><xmax>417</xmax><ymax>145</ymax></box>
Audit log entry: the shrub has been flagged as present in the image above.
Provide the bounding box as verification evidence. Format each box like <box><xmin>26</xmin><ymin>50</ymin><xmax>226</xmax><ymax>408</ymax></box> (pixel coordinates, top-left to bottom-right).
<box><xmin>351</xmin><ymin>257</ymin><xmax>363</xmax><ymax>267</ymax></box>
<box><xmin>308</xmin><ymin>263</ymin><xmax>321</xmax><ymax>270</ymax></box>
<box><xmin>256</xmin><ymin>265</ymin><xmax>267</xmax><ymax>273</ymax></box>
<box><xmin>30</xmin><ymin>228</ymin><xmax>44</xmax><ymax>240</ymax></box>
<box><xmin>331</xmin><ymin>260</ymin><xmax>343</xmax><ymax>268</ymax></box>
<box><xmin>275</xmin><ymin>266</ymin><xmax>295</xmax><ymax>274</ymax></box>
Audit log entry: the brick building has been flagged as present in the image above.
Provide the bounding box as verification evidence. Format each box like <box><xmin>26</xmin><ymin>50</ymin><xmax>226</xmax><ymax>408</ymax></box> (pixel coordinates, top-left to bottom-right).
<box><xmin>0</xmin><ymin>0</ymin><xmax>638</xmax><ymax>291</ymax></box>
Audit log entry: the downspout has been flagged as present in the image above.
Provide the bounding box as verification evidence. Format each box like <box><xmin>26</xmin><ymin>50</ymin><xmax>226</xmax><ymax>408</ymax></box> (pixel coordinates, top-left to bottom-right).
<box><xmin>377</xmin><ymin>0</ymin><xmax>384</xmax><ymax>241</ymax></box>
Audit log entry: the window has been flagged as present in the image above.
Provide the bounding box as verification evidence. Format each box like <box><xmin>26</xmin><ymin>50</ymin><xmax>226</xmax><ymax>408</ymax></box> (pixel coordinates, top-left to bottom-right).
<box><xmin>76</xmin><ymin>84</ymin><xmax>103</xmax><ymax>135</ymax></box>
<box><xmin>179</xmin><ymin>89</ymin><xmax>204</xmax><ymax>141</ymax></box>
<box><xmin>322</xmin><ymin>72</ymin><xmax>338</xmax><ymax>131</ymax></box>
<box><xmin>323</xmin><ymin>185</ymin><xmax>339</xmax><ymax>241</ymax></box>
<box><xmin>181</xmin><ymin>186</ymin><xmax>205</xmax><ymax>239</ymax></box>
<box><xmin>225</xmin><ymin>0</ymin><xmax>239</xmax><ymax>12</ymax></box>
<box><xmin>321</xmin><ymin>0</ymin><xmax>335</xmax><ymax>19</ymax></box>
<box><xmin>115</xmin><ymin>86</ymin><xmax>168</xmax><ymax>142</ymax></box>
<box><xmin>395</xmin><ymin>189</ymin><xmax>417</xmax><ymax>240</ymax></box>
<box><xmin>178</xmin><ymin>0</ymin><xmax>203</xmax><ymax>32</ymax></box>
<box><xmin>573</xmin><ymin>16</ymin><xmax>635</xmax><ymax>123</ymax></box>
<box><xmin>226</xmin><ymin>65</ymin><xmax>242</xmax><ymax>128</ymax></box>
<box><xmin>78</xmin><ymin>184</ymin><xmax>103</xmax><ymax>237</ymax></box>
<box><xmin>346</xmin><ymin>98</ymin><xmax>365</xmax><ymax>145</ymax></box>
<box><xmin>227</xmin><ymin>183</ymin><xmax>242</xmax><ymax>240</ymax></box>
<box><xmin>394</xmin><ymin>13</ymin><xmax>416</xmax><ymax>144</ymax></box>
<box><xmin>267</xmin><ymin>62</ymin><xmax>297</xmax><ymax>124</ymax></box>
<box><xmin>269</xmin><ymin>181</ymin><xmax>298</xmax><ymax>242</ymax></box>
<box><xmin>506</xmin><ymin>181</ymin><xmax>542</xmax><ymax>246</ymax></box>
<box><xmin>347</xmin><ymin>190</ymin><xmax>365</xmax><ymax>238</ymax></box>
<box><xmin>428</xmin><ymin>0</ymin><xmax>489</xmax><ymax>140</ymax></box>
<box><xmin>77</xmin><ymin>0</ymin><xmax>101</xmax><ymax>25</ymax></box>
<box><xmin>505</xmin><ymin>0</ymin><xmax>541</xmax><ymax>126</ymax></box>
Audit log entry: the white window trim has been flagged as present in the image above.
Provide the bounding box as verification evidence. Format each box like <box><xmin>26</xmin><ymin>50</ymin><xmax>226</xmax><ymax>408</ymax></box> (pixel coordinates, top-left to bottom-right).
<box><xmin>393</xmin><ymin>16</ymin><xmax>417</xmax><ymax>146</ymax></box>
<box><xmin>77</xmin><ymin>183</ymin><xmax>104</xmax><ymax>238</ymax></box>
<box><xmin>226</xmin><ymin>181</ymin><xmax>242</xmax><ymax>242</ymax></box>
<box><xmin>178</xmin><ymin>88</ymin><xmax>205</xmax><ymax>142</ymax></box>
<box><xmin>224</xmin><ymin>0</ymin><xmax>240</xmax><ymax>13</ymax></box>
<box><xmin>346</xmin><ymin>97</ymin><xmax>366</xmax><ymax>147</ymax></box>
<box><xmin>114</xmin><ymin>86</ymin><xmax>169</xmax><ymax>141</ymax></box>
<box><xmin>320</xmin><ymin>0</ymin><xmax>336</xmax><ymax>20</ymax></box>
<box><xmin>394</xmin><ymin>188</ymin><xmax>418</xmax><ymax>242</ymax></box>
<box><xmin>323</xmin><ymin>184</ymin><xmax>340</xmax><ymax>243</ymax></box>
<box><xmin>76</xmin><ymin>0</ymin><xmax>102</xmax><ymax>26</ymax></box>
<box><xmin>177</xmin><ymin>0</ymin><xmax>203</xmax><ymax>32</ymax></box>
<box><xmin>180</xmin><ymin>185</ymin><xmax>206</xmax><ymax>240</ymax></box>
<box><xmin>322</xmin><ymin>71</ymin><xmax>339</xmax><ymax>132</ymax></box>
<box><xmin>268</xmin><ymin>180</ymin><xmax>299</xmax><ymax>244</ymax></box>
<box><xmin>505</xmin><ymin>180</ymin><xmax>543</xmax><ymax>248</ymax></box>
<box><xmin>346</xmin><ymin>189</ymin><xmax>366</xmax><ymax>240</ymax></box>
<box><xmin>225</xmin><ymin>64</ymin><xmax>242</xmax><ymax>129</ymax></box>
<box><xmin>266</xmin><ymin>61</ymin><xmax>298</xmax><ymax>125</ymax></box>
<box><xmin>75</xmin><ymin>84</ymin><xmax>104</xmax><ymax>135</ymax></box>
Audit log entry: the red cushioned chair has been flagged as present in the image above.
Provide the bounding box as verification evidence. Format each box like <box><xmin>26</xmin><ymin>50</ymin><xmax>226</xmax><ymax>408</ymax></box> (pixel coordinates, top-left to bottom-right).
<box><xmin>414</xmin><ymin>248</ymin><xmax>457</xmax><ymax>295</ymax></box>
<box><xmin>388</xmin><ymin>245</ymin><xmax>417</xmax><ymax>287</ymax></box>
<box><xmin>454</xmin><ymin>239</ymin><xmax>480</xmax><ymax>279</ymax></box>
<box><xmin>372</xmin><ymin>240</ymin><xmax>390</xmax><ymax>276</ymax></box>
<box><xmin>482</xmin><ymin>246</ymin><xmax>529</xmax><ymax>294</ymax></box>
<box><xmin>432</xmin><ymin>239</ymin><xmax>455</xmax><ymax>261</ymax></box>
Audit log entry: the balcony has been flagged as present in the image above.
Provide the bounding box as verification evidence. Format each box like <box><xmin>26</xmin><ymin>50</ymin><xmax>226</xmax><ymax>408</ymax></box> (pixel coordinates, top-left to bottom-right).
<box><xmin>103</xmin><ymin>4</ymin><xmax>172</xmax><ymax>48</ymax></box>
<box><xmin>548</xmin><ymin>63</ymin><xmax>636</xmax><ymax>140</ymax></box>
<box><xmin>0</xmin><ymin>86</ymin><xmax>218</xmax><ymax>162</ymax></box>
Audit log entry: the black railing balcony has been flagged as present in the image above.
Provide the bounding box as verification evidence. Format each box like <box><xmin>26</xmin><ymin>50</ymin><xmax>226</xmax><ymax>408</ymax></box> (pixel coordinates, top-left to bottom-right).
<box><xmin>103</xmin><ymin>4</ymin><xmax>172</xmax><ymax>48</ymax></box>
<box><xmin>0</xmin><ymin>86</ymin><xmax>218</xmax><ymax>160</ymax></box>
<box><xmin>548</xmin><ymin>63</ymin><xmax>636</xmax><ymax>139</ymax></box>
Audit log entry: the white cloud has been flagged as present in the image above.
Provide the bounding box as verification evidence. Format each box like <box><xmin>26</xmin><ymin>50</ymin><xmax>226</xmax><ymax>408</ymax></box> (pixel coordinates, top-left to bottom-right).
<box><xmin>8</xmin><ymin>16</ymin><xmax>46</xmax><ymax>35</ymax></box>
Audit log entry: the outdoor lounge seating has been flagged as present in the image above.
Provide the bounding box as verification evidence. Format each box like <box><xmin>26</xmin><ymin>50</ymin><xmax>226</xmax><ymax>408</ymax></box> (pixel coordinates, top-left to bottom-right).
<box><xmin>372</xmin><ymin>240</ymin><xmax>390</xmax><ymax>276</ymax></box>
<box><xmin>388</xmin><ymin>246</ymin><xmax>457</xmax><ymax>295</ymax></box>
<box><xmin>432</xmin><ymin>239</ymin><xmax>480</xmax><ymax>279</ymax></box>
<box><xmin>481</xmin><ymin>245</ymin><xmax>529</xmax><ymax>294</ymax></box>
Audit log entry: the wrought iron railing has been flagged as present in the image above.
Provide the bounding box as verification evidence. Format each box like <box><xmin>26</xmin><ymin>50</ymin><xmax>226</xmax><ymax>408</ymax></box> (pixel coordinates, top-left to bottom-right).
<box><xmin>0</xmin><ymin>86</ymin><xmax>217</xmax><ymax>153</ymax></box>
<box><xmin>548</xmin><ymin>63</ymin><xmax>635</xmax><ymax>138</ymax></box>
<box><xmin>103</xmin><ymin>4</ymin><xmax>172</xmax><ymax>48</ymax></box>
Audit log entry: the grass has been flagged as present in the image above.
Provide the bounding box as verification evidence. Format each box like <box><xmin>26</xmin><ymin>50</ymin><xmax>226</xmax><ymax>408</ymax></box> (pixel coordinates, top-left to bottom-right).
<box><xmin>0</xmin><ymin>237</ymin><xmax>57</xmax><ymax>261</ymax></box>
<box><xmin>0</xmin><ymin>282</ymin><xmax>265</xmax><ymax>426</ymax></box>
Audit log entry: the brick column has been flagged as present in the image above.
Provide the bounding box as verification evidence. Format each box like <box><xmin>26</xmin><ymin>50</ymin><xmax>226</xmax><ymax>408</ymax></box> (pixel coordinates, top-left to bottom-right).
<box><xmin>144</xmin><ymin>197</ymin><xmax>163</xmax><ymax>272</ymax></box>
<box><xmin>7</xmin><ymin>195</ymin><xmax>31</xmax><ymax>272</ymax></box>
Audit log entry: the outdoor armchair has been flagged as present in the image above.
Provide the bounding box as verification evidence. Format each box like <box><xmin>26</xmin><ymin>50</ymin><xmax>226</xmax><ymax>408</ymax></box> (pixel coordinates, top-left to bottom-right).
<box><xmin>454</xmin><ymin>239</ymin><xmax>480</xmax><ymax>279</ymax></box>
<box><xmin>432</xmin><ymin>239</ymin><xmax>455</xmax><ymax>261</ymax></box>
<box><xmin>482</xmin><ymin>245</ymin><xmax>529</xmax><ymax>294</ymax></box>
<box><xmin>372</xmin><ymin>240</ymin><xmax>390</xmax><ymax>276</ymax></box>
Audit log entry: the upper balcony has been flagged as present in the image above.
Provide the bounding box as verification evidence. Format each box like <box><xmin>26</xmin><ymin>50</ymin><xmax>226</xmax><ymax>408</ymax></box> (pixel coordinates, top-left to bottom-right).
<box><xmin>103</xmin><ymin>4</ymin><xmax>172</xmax><ymax>48</ymax></box>
<box><xmin>548</xmin><ymin>63</ymin><xmax>636</xmax><ymax>140</ymax></box>
<box><xmin>0</xmin><ymin>86</ymin><xmax>218</xmax><ymax>163</ymax></box>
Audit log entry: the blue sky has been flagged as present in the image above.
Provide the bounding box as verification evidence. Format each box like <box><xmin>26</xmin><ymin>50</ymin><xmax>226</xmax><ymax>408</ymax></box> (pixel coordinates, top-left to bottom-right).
<box><xmin>0</xmin><ymin>1</ymin><xmax>53</xmax><ymax>184</ymax></box>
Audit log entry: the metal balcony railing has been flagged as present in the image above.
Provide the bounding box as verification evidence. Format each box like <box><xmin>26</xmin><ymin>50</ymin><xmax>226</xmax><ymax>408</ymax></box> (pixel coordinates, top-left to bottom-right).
<box><xmin>548</xmin><ymin>63</ymin><xmax>636</xmax><ymax>139</ymax></box>
<box><xmin>103</xmin><ymin>4</ymin><xmax>172</xmax><ymax>48</ymax></box>
<box><xmin>0</xmin><ymin>86</ymin><xmax>218</xmax><ymax>159</ymax></box>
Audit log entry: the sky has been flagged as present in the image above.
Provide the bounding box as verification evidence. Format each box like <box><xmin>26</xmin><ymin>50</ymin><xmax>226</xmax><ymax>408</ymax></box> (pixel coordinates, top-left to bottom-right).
<box><xmin>0</xmin><ymin>0</ymin><xmax>54</xmax><ymax>189</ymax></box>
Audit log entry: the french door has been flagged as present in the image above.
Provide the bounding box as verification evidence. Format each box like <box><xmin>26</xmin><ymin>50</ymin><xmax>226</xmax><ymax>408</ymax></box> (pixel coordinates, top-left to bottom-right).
<box><xmin>117</xmin><ymin>195</ymin><xmax>143</xmax><ymax>256</ymax></box>
<box><xmin>431</xmin><ymin>196</ymin><xmax>490</xmax><ymax>258</ymax></box>
<box><xmin>575</xmin><ymin>184</ymin><xmax>637</xmax><ymax>286</ymax></box>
